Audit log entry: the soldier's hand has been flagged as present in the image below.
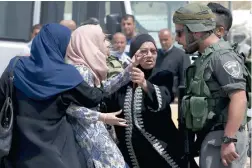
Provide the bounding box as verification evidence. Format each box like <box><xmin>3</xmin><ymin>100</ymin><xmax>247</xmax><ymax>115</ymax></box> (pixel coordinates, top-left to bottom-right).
<box><xmin>221</xmin><ymin>142</ymin><xmax>239</xmax><ymax>166</ymax></box>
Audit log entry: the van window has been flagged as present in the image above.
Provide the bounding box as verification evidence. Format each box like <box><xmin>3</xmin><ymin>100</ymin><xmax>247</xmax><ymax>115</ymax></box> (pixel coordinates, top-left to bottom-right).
<box><xmin>0</xmin><ymin>1</ymin><xmax>34</xmax><ymax>42</ymax></box>
<box><xmin>131</xmin><ymin>1</ymin><xmax>186</xmax><ymax>48</ymax></box>
<box><xmin>44</xmin><ymin>1</ymin><xmax>125</xmax><ymax>31</ymax></box>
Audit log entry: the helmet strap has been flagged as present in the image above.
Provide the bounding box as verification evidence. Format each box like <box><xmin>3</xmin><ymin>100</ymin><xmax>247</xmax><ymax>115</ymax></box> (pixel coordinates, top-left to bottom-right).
<box><xmin>184</xmin><ymin>25</ymin><xmax>213</xmax><ymax>50</ymax></box>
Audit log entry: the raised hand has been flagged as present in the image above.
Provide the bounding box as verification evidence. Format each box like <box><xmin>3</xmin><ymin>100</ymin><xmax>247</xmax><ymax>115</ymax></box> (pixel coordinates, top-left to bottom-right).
<box><xmin>131</xmin><ymin>67</ymin><xmax>145</xmax><ymax>86</ymax></box>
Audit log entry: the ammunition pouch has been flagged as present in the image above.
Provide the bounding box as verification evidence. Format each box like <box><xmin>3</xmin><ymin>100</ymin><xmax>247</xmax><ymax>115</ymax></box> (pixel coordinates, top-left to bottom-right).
<box><xmin>182</xmin><ymin>96</ymin><xmax>220</xmax><ymax>131</ymax></box>
<box><xmin>107</xmin><ymin>56</ymin><xmax>123</xmax><ymax>78</ymax></box>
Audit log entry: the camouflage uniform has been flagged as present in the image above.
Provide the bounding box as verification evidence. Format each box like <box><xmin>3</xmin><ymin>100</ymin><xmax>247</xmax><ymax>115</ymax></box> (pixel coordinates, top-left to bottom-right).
<box><xmin>106</xmin><ymin>56</ymin><xmax>123</xmax><ymax>143</ymax></box>
<box><xmin>173</xmin><ymin>3</ymin><xmax>249</xmax><ymax>168</ymax></box>
<box><xmin>106</xmin><ymin>55</ymin><xmax>124</xmax><ymax>78</ymax></box>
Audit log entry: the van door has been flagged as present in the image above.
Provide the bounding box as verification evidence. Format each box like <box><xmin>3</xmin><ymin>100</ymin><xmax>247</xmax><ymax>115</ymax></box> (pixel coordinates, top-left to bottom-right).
<box><xmin>0</xmin><ymin>1</ymin><xmax>35</xmax><ymax>75</ymax></box>
<box><xmin>41</xmin><ymin>1</ymin><xmax>126</xmax><ymax>31</ymax></box>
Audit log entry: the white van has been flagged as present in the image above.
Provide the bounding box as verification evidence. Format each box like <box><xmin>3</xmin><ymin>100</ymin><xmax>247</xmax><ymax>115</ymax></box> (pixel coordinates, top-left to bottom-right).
<box><xmin>0</xmin><ymin>1</ymin><xmax>250</xmax><ymax>75</ymax></box>
<box><xmin>0</xmin><ymin>1</ymin><xmax>188</xmax><ymax>75</ymax></box>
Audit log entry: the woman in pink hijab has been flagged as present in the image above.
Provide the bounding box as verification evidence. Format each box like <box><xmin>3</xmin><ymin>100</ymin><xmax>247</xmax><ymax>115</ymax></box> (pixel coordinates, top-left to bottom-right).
<box><xmin>65</xmin><ymin>24</ymin><xmax>131</xmax><ymax>168</ymax></box>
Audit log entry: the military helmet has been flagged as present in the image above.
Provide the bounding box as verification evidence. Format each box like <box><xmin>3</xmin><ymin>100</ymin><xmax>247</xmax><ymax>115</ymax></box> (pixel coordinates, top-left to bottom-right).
<box><xmin>173</xmin><ymin>3</ymin><xmax>216</xmax><ymax>32</ymax></box>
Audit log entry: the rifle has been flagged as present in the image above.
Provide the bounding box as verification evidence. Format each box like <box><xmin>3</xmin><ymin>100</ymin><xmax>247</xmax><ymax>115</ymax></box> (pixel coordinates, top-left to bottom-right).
<box><xmin>178</xmin><ymin>86</ymin><xmax>199</xmax><ymax>168</ymax></box>
<box><xmin>247</xmin><ymin>119</ymin><xmax>252</xmax><ymax>166</ymax></box>
<box><xmin>178</xmin><ymin>86</ymin><xmax>190</xmax><ymax>168</ymax></box>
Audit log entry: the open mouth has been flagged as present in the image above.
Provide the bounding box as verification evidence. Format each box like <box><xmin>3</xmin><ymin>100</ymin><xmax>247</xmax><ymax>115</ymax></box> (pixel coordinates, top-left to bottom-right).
<box><xmin>145</xmin><ymin>60</ymin><xmax>153</xmax><ymax>64</ymax></box>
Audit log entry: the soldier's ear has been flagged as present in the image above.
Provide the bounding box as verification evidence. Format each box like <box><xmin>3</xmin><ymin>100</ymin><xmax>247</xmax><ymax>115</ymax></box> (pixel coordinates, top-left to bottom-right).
<box><xmin>193</xmin><ymin>32</ymin><xmax>202</xmax><ymax>39</ymax></box>
<box><xmin>215</xmin><ymin>26</ymin><xmax>225</xmax><ymax>39</ymax></box>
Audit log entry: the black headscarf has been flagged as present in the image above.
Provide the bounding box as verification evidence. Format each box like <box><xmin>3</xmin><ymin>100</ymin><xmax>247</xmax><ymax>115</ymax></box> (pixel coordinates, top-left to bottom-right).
<box><xmin>129</xmin><ymin>34</ymin><xmax>157</xmax><ymax>79</ymax></box>
<box><xmin>129</xmin><ymin>34</ymin><xmax>157</xmax><ymax>58</ymax></box>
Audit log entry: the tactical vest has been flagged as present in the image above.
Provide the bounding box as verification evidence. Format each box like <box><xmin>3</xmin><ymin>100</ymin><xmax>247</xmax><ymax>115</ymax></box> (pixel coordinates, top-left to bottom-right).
<box><xmin>182</xmin><ymin>41</ymin><xmax>249</xmax><ymax>132</ymax></box>
<box><xmin>107</xmin><ymin>56</ymin><xmax>124</xmax><ymax>78</ymax></box>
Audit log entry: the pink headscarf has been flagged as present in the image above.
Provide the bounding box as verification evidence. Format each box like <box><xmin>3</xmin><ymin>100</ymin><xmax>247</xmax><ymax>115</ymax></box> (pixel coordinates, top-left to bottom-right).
<box><xmin>66</xmin><ymin>25</ymin><xmax>109</xmax><ymax>86</ymax></box>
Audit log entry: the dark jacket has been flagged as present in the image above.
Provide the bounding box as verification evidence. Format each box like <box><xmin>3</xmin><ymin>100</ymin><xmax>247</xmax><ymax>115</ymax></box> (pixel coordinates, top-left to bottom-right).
<box><xmin>155</xmin><ymin>46</ymin><xmax>191</xmax><ymax>95</ymax></box>
<box><xmin>103</xmin><ymin>70</ymin><xmax>187</xmax><ymax>168</ymax></box>
<box><xmin>0</xmin><ymin>68</ymin><xmax>104</xmax><ymax>168</ymax></box>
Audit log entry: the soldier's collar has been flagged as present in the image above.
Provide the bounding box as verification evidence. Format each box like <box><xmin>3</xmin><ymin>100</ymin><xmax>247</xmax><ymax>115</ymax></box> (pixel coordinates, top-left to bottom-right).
<box><xmin>201</xmin><ymin>40</ymin><xmax>231</xmax><ymax>57</ymax></box>
<box><xmin>201</xmin><ymin>43</ymin><xmax>215</xmax><ymax>57</ymax></box>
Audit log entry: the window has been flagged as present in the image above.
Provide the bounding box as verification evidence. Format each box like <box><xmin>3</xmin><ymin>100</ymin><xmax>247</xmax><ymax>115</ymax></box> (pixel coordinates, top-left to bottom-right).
<box><xmin>40</xmin><ymin>1</ymin><xmax>87</xmax><ymax>26</ymax></box>
<box><xmin>102</xmin><ymin>1</ymin><xmax>125</xmax><ymax>29</ymax></box>
<box><xmin>130</xmin><ymin>1</ymin><xmax>187</xmax><ymax>48</ymax></box>
<box><xmin>232</xmin><ymin>1</ymin><xmax>251</xmax><ymax>10</ymax></box>
<box><xmin>64</xmin><ymin>1</ymin><xmax>73</xmax><ymax>20</ymax></box>
<box><xmin>41</xmin><ymin>1</ymin><xmax>125</xmax><ymax>31</ymax></box>
<box><xmin>0</xmin><ymin>1</ymin><xmax>34</xmax><ymax>42</ymax></box>
<box><xmin>188</xmin><ymin>1</ymin><xmax>229</xmax><ymax>8</ymax></box>
<box><xmin>40</xmin><ymin>2</ymin><xmax>66</xmax><ymax>24</ymax></box>
<box><xmin>69</xmin><ymin>1</ymin><xmax>124</xmax><ymax>29</ymax></box>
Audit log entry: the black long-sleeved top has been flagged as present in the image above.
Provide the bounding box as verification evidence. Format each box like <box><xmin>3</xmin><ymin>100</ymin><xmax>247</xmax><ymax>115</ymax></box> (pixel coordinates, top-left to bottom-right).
<box><xmin>103</xmin><ymin>70</ymin><xmax>187</xmax><ymax>168</ymax></box>
<box><xmin>155</xmin><ymin>46</ymin><xmax>191</xmax><ymax>95</ymax></box>
<box><xmin>0</xmin><ymin>67</ymin><xmax>104</xmax><ymax>168</ymax></box>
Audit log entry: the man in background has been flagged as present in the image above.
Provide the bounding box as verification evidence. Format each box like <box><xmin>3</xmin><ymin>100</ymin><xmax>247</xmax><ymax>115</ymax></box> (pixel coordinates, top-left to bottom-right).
<box><xmin>207</xmin><ymin>2</ymin><xmax>251</xmax><ymax>59</ymax></box>
<box><xmin>111</xmin><ymin>32</ymin><xmax>131</xmax><ymax>68</ymax></box>
<box><xmin>121</xmin><ymin>14</ymin><xmax>137</xmax><ymax>53</ymax></box>
<box><xmin>28</xmin><ymin>24</ymin><xmax>42</xmax><ymax>49</ymax></box>
<box><xmin>207</xmin><ymin>2</ymin><xmax>232</xmax><ymax>41</ymax></box>
<box><xmin>156</xmin><ymin>28</ymin><xmax>191</xmax><ymax>99</ymax></box>
<box><xmin>19</xmin><ymin>24</ymin><xmax>42</xmax><ymax>56</ymax></box>
<box><xmin>60</xmin><ymin>20</ymin><xmax>77</xmax><ymax>31</ymax></box>
<box><xmin>30</xmin><ymin>24</ymin><xmax>42</xmax><ymax>40</ymax></box>
<box><xmin>113</xmin><ymin>32</ymin><xmax>126</xmax><ymax>54</ymax></box>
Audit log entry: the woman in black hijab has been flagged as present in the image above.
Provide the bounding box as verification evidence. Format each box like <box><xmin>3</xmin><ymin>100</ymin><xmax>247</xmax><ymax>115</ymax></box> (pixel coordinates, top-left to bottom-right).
<box><xmin>103</xmin><ymin>34</ymin><xmax>186</xmax><ymax>168</ymax></box>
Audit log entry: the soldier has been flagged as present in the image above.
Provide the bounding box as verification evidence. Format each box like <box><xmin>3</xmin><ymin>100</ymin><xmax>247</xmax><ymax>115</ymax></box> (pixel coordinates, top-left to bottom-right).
<box><xmin>207</xmin><ymin>2</ymin><xmax>252</xmax><ymax>159</ymax></box>
<box><xmin>207</xmin><ymin>2</ymin><xmax>232</xmax><ymax>41</ymax></box>
<box><xmin>207</xmin><ymin>2</ymin><xmax>251</xmax><ymax>60</ymax></box>
<box><xmin>105</xmin><ymin>39</ymin><xmax>124</xmax><ymax>78</ymax></box>
<box><xmin>173</xmin><ymin>3</ymin><xmax>249</xmax><ymax>168</ymax></box>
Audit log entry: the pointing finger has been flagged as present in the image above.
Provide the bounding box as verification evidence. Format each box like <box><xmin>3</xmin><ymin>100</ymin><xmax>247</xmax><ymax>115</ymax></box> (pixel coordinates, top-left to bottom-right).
<box><xmin>222</xmin><ymin>158</ymin><xmax>228</xmax><ymax>167</ymax></box>
<box><xmin>114</xmin><ymin>110</ymin><xmax>122</xmax><ymax>115</ymax></box>
<box><xmin>118</xmin><ymin>122</ymin><xmax>128</xmax><ymax>127</ymax></box>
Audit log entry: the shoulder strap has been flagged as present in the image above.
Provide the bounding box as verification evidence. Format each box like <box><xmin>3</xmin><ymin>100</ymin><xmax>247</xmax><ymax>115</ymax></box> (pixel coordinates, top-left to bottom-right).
<box><xmin>195</xmin><ymin>53</ymin><xmax>213</xmax><ymax>76</ymax></box>
<box><xmin>7</xmin><ymin>57</ymin><xmax>20</xmax><ymax>99</ymax></box>
<box><xmin>194</xmin><ymin>42</ymin><xmax>234</xmax><ymax>96</ymax></box>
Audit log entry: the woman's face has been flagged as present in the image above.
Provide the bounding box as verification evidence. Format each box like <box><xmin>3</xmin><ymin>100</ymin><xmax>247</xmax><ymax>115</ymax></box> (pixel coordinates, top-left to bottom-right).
<box><xmin>135</xmin><ymin>42</ymin><xmax>157</xmax><ymax>69</ymax></box>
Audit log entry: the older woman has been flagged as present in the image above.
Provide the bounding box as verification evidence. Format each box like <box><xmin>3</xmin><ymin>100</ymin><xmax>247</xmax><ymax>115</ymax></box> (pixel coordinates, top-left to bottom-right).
<box><xmin>104</xmin><ymin>34</ymin><xmax>187</xmax><ymax>168</ymax></box>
